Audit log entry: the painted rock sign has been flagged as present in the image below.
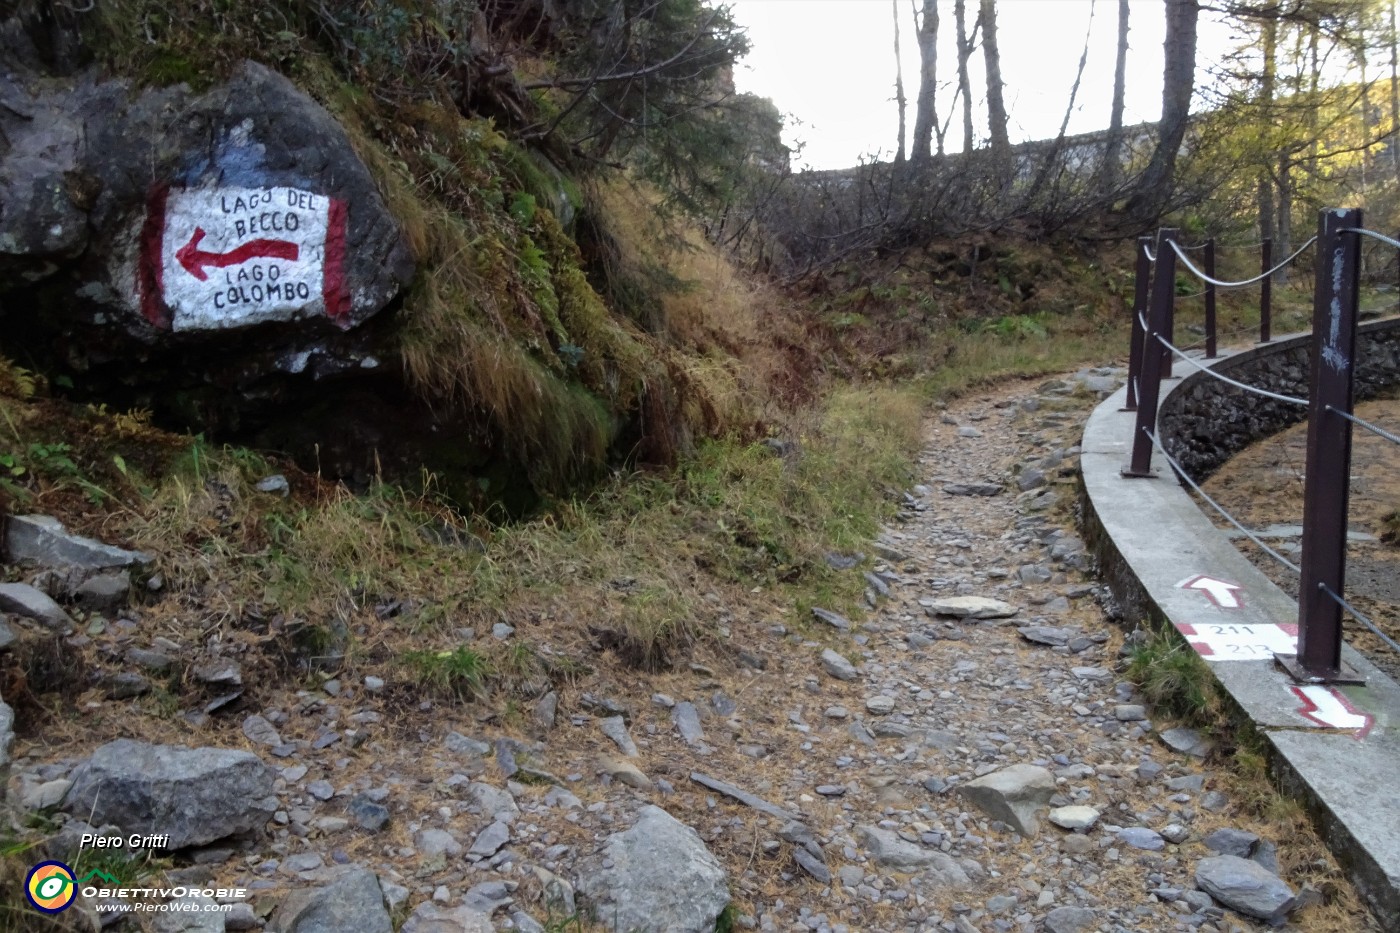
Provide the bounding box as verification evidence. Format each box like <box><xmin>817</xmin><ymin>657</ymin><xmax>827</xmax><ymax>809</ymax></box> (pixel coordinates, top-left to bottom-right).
<box><xmin>141</xmin><ymin>186</ymin><xmax>349</xmax><ymax>331</ymax></box>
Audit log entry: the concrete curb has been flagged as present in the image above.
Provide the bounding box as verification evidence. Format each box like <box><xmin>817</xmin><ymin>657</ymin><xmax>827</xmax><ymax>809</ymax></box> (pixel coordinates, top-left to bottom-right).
<box><xmin>1079</xmin><ymin>335</ymin><xmax>1400</xmax><ymax>930</ymax></box>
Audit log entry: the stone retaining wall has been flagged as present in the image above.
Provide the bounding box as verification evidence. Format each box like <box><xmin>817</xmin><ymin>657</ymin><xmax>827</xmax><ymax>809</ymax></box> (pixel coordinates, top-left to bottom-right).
<box><xmin>1158</xmin><ymin>318</ymin><xmax>1400</xmax><ymax>481</ymax></box>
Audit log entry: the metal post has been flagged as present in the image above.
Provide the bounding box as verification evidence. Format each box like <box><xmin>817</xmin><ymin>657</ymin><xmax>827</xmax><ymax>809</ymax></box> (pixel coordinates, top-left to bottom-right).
<box><xmin>1260</xmin><ymin>237</ymin><xmax>1273</xmax><ymax>343</ymax></box>
<box><xmin>1280</xmin><ymin>209</ymin><xmax>1363</xmax><ymax>684</ymax></box>
<box><xmin>1204</xmin><ymin>238</ymin><xmax>1218</xmax><ymax>359</ymax></box>
<box><xmin>1161</xmin><ymin>243</ymin><xmax>1176</xmax><ymax>379</ymax></box>
<box><xmin>1123</xmin><ymin>228</ymin><xmax>1177</xmax><ymax>478</ymax></box>
<box><xmin>1123</xmin><ymin>236</ymin><xmax>1152</xmax><ymax>412</ymax></box>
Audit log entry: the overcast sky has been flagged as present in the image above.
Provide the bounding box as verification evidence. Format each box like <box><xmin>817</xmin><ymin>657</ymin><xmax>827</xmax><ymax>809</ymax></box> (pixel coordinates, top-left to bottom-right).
<box><xmin>727</xmin><ymin>0</ymin><xmax>1247</xmax><ymax>170</ymax></box>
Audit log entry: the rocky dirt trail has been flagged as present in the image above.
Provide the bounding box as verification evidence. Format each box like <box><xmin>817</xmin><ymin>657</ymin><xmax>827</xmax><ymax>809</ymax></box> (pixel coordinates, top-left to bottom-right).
<box><xmin>3</xmin><ymin>371</ymin><xmax>1375</xmax><ymax>933</ymax></box>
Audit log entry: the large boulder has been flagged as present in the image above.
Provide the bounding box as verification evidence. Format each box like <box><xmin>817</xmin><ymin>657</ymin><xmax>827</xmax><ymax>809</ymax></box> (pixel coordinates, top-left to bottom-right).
<box><xmin>0</xmin><ymin>61</ymin><xmax>411</xmax><ymax>331</ymax></box>
<box><xmin>575</xmin><ymin>805</ymin><xmax>730</xmax><ymax>933</ymax></box>
<box><xmin>63</xmin><ymin>739</ymin><xmax>276</xmax><ymax>849</ymax></box>
<box><xmin>0</xmin><ymin>57</ymin><xmax>413</xmax><ymax>452</ymax></box>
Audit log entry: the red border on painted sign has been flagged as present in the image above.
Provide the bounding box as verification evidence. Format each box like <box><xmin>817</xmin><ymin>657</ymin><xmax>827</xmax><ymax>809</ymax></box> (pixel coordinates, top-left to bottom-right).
<box><xmin>139</xmin><ymin>186</ymin><xmax>350</xmax><ymax>329</ymax></box>
<box><xmin>322</xmin><ymin>198</ymin><xmax>350</xmax><ymax>325</ymax></box>
<box><xmin>138</xmin><ymin>184</ymin><xmax>171</xmax><ymax>329</ymax></box>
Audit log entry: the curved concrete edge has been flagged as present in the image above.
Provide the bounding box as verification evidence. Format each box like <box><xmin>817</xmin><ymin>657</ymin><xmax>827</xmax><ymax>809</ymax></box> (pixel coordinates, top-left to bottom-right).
<box><xmin>1079</xmin><ymin>370</ymin><xmax>1400</xmax><ymax>929</ymax></box>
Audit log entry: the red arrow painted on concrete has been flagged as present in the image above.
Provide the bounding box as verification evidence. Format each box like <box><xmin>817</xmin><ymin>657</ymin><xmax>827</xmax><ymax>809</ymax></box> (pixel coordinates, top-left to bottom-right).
<box><xmin>176</xmin><ymin>228</ymin><xmax>300</xmax><ymax>281</ymax></box>
<box><xmin>1179</xmin><ymin>574</ymin><xmax>1243</xmax><ymax>610</ymax></box>
<box><xmin>1291</xmin><ymin>685</ymin><xmax>1374</xmax><ymax>737</ymax></box>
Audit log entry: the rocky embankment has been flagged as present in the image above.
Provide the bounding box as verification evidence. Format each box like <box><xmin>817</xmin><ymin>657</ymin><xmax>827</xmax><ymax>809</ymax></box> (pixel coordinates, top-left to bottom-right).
<box><xmin>0</xmin><ymin>368</ymin><xmax>1365</xmax><ymax>932</ymax></box>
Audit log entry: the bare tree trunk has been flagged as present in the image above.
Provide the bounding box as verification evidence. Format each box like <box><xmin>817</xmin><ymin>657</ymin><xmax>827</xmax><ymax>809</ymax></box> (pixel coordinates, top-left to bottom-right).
<box><xmin>1026</xmin><ymin>0</ymin><xmax>1095</xmax><ymax>205</ymax></box>
<box><xmin>979</xmin><ymin>0</ymin><xmax>1011</xmax><ymax>179</ymax></box>
<box><xmin>955</xmin><ymin>0</ymin><xmax>976</xmax><ymax>154</ymax></box>
<box><xmin>1307</xmin><ymin>19</ymin><xmax>1321</xmax><ymax>178</ymax></box>
<box><xmin>1261</xmin><ymin>18</ymin><xmax>1276</xmax><ymax>223</ymax></box>
<box><xmin>1390</xmin><ymin>0</ymin><xmax>1399</xmax><ymax>184</ymax></box>
<box><xmin>1277</xmin><ymin>152</ymin><xmax>1292</xmax><ymax>286</ymax></box>
<box><xmin>1100</xmin><ymin>0</ymin><xmax>1130</xmax><ymax>195</ymax></box>
<box><xmin>1129</xmin><ymin>0</ymin><xmax>1198</xmax><ymax>221</ymax></box>
<box><xmin>910</xmin><ymin>0</ymin><xmax>939</xmax><ymax>165</ymax></box>
<box><xmin>894</xmin><ymin>0</ymin><xmax>907</xmax><ymax>164</ymax></box>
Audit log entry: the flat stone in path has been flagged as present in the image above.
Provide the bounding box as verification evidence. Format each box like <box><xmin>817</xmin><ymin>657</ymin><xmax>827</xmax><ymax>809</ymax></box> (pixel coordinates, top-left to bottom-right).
<box><xmin>810</xmin><ymin>608</ymin><xmax>852</xmax><ymax>632</ymax></box>
<box><xmin>957</xmin><ymin>764</ymin><xmax>1055</xmax><ymax>837</ymax></box>
<box><xmin>0</xmin><ymin>583</ymin><xmax>72</xmax><ymax>630</ymax></box>
<box><xmin>690</xmin><ymin>772</ymin><xmax>798</xmax><ymax>822</ymax></box>
<box><xmin>1048</xmin><ymin>806</ymin><xmax>1099</xmax><ymax>831</ymax></box>
<box><xmin>921</xmin><ymin>595</ymin><xmax>1018</xmax><ymax>619</ymax></box>
<box><xmin>1195</xmin><ymin>854</ymin><xmax>1297</xmax><ymax>924</ymax></box>
<box><xmin>820</xmin><ymin>649</ymin><xmax>859</xmax><ymax>681</ymax></box>
<box><xmin>1044</xmin><ymin>907</ymin><xmax>1098</xmax><ymax>933</ymax></box>
<box><xmin>855</xmin><ymin>825</ymin><xmax>969</xmax><ymax>886</ymax></box>
<box><xmin>1160</xmin><ymin>726</ymin><xmax>1214</xmax><ymax>758</ymax></box>
<box><xmin>942</xmin><ymin>483</ymin><xmax>1003</xmax><ymax>497</ymax></box>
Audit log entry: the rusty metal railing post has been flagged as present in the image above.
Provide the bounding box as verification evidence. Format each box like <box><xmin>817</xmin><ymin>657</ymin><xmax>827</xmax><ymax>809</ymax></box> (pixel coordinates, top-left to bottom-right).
<box><xmin>1204</xmin><ymin>238</ymin><xmax>1218</xmax><ymax>358</ymax></box>
<box><xmin>1260</xmin><ymin>237</ymin><xmax>1273</xmax><ymax>343</ymax></box>
<box><xmin>1281</xmin><ymin>209</ymin><xmax>1363</xmax><ymax>683</ymax></box>
<box><xmin>1123</xmin><ymin>236</ymin><xmax>1152</xmax><ymax>412</ymax></box>
<box><xmin>1123</xmin><ymin>228</ymin><xmax>1177</xmax><ymax>478</ymax></box>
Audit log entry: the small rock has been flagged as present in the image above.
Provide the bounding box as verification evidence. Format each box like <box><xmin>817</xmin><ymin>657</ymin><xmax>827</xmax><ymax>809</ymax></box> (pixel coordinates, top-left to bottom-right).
<box><xmin>534</xmin><ymin>691</ymin><xmax>558</xmax><ymax>729</ymax></box>
<box><xmin>1117</xmin><ymin>827</ymin><xmax>1165</xmax><ymax>851</ymax></box>
<box><xmin>820</xmin><ymin>648</ymin><xmax>859</xmax><ymax>681</ymax></box>
<box><xmin>255</xmin><ymin>474</ymin><xmax>291</xmax><ymax>496</ymax></box>
<box><xmin>468</xmin><ymin>820</ymin><xmax>510</xmax><ymax>859</ymax></box>
<box><xmin>1044</xmin><ymin>906</ymin><xmax>1097</xmax><ymax>933</ymax></box>
<box><xmin>598</xmin><ymin>755</ymin><xmax>652</xmax><ymax>791</ymax></box>
<box><xmin>1160</xmin><ymin>727</ymin><xmax>1213</xmax><ymax>758</ymax></box>
<box><xmin>811</xmin><ymin>607</ymin><xmax>852</xmax><ymax>632</ymax></box>
<box><xmin>864</xmin><ymin>695</ymin><xmax>895</xmax><ymax>715</ymax></box>
<box><xmin>672</xmin><ymin>702</ymin><xmax>705</xmax><ymax>745</ymax></box>
<box><xmin>242</xmin><ymin>714</ymin><xmax>283</xmax><ymax>747</ymax></box>
<box><xmin>347</xmin><ymin>794</ymin><xmax>390</xmax><ymax>832</ymax></box>
<box><xmin>400</xmin><ymin>902</ymin><xmax>493</xmax><ymax>933</ymax></box>
<box><xmin>1114</xmin><ymin>704</ymin><xmax>1148</xmax><ymax>722</ymax></box>
<box><xmin>1047</xmin><ymin>806</ymin><xmax>1099</xmax><ymax>831</ymax></box>
<box><xmin>0</xmin><ymin>583</ymin><xmax>72</xmax><ymax>630</ymax></box>
<box><xmin>599</xmin><ymin>716</ymin><xmax>638</xmax><ymax>757</ymax></box>
<box><xmin>74</xmin><ymin>571</ymin><xmax>132</xmax><ymax>613</ymax></box>
<box><xmin>1203</xmin><ymin>827</ymin><xmax>1260</xmax><ymax>858</ymax></box>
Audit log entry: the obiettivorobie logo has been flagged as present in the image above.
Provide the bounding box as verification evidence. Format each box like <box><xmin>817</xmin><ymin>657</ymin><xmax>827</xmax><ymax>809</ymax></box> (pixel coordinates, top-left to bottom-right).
<box><xmin>24</xmin><ymin>860</ymin><xmax>246</xmax><ymax>917</ymax></box>
<box><xmin>23</xmin><ymin>861</ymin><xmax>118</xmax><ymax>914</ymax></box>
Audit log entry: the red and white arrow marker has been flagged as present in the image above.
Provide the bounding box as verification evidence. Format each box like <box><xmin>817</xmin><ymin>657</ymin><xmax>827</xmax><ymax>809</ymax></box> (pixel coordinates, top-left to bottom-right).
<box><xmin>1291</xmin><ymin>685</ymin><xmax>1374</xmax><ymax>737</ymax></box>
<box><xmin>176</xmin><ymin>228</ymin><xmax>300</xmax><ymax>281</ymax></box>
<box><xmin>1178</xmin><ymin>574</ymin><xmax>1243</xmax><ymax>610</ymax></box>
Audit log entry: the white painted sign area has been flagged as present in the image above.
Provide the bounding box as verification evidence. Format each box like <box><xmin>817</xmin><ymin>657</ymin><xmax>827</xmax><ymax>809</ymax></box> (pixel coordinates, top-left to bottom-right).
<box><xmin>1175</xmin><ymin>621</ymin><xmax>1298</xmax><ymax>660</ymax></box>
<box><xmin>144</xmin><ymin>186</ymin><xmax>349</xmax><ymax>331</ymax></box>
<box><xmin>1292</xmin><ymin>685</ymin><xmax>1374</xmax><ymax>737</ymax></box>
<box><xmin>1177</xmin><ymin>574</ymin><xmax>1244</xmax><ymax>610</ymax></box>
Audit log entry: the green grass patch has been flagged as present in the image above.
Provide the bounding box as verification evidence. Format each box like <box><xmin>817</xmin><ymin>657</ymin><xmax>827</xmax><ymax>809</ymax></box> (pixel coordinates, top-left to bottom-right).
<box><xmin>1124</xmin><ymin>629</ymin><xmax>1225</xmax><ymax>726</ymax></box>
<box><xmin>401</xmin><ymin>647</ymin><xmax>489</xmax><ymax>701</ymax></box>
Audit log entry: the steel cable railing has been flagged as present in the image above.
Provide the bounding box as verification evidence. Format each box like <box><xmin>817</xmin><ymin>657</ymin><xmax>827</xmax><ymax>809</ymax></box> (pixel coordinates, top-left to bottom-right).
<box><xmin>1328</xmin><ymin>406</ymin><xmax>1400</xmax><ymax>447</ymax></box>
<box><xmin>1126</xmin><ymin>213</ymin><xmax>1400</xmax><ymax>676</ymax></box>
<box><xmin>1344</xmin><ymin>227</ymin><xmax>1400</xmax><ymax>251</ymax></box>
<box><xmin>1142</xmin><ymin>428</ymin><xmax>1303</xmax><ymax>575</ymax></box>
<box><xmin>1169</xmin><ymin>236</ymin><xmax>1318</xmax><ymax>289</ymax></box>
<box><xmin>1320</xmin><ymin>584</ymin><xmax>1400</xmax><ymax>654</ymax></box>
<box><xmin>1154</xmin><ymin>334</ymin><xmax>1309</xmax><ymax>406</ymax></box>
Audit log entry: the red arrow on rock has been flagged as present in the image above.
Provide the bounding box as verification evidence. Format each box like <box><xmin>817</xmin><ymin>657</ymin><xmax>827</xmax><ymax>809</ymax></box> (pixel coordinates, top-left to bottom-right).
<box><xmin>176</xmin><ymin>228</ymin><xmax>300</xmax><ymax>281</ymax></box>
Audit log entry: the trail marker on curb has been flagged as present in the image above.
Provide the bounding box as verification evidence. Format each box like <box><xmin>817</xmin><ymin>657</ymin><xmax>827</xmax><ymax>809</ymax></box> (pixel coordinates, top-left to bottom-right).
<box><xmin>1291</xmin><ymin>685</ymin><xmax>1374</xmax><ymax>737</ymax></box>
<box><xmin>1178</xmin><ymin>574</ymin><xmax>1243</xmax><ymax>610</ymax></box>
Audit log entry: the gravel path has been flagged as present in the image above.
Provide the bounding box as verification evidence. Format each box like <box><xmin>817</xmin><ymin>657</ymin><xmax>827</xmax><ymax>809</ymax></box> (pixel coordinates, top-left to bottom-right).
<box><xmin>11</xmin><ymin>369</ymin><xmax>1374</xmax><ymax>932</ymax></box>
